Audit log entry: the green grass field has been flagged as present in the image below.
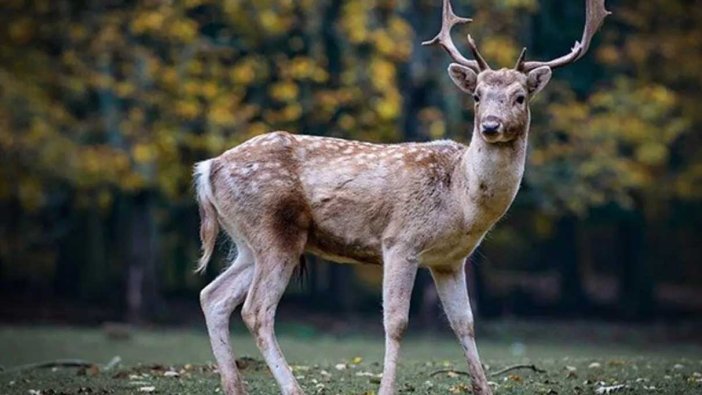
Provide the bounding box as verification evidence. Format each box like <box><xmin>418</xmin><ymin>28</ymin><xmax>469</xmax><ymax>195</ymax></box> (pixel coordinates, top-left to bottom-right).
<box><xmin>1</xmin><ymin>323</ymin><xmax>701</xmax><ymax>394</ymax></box>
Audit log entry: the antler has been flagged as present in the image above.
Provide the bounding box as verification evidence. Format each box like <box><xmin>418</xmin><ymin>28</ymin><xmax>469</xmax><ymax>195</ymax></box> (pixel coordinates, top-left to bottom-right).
<box><xmin>422</xmin><ymin>0</ymin><xmax>490</xmax><ymax>72</ymax></box>
<box><xmin>517</xmin><ymin>0</ymin><xmax>611</xmax><ymax>72</ymax></box>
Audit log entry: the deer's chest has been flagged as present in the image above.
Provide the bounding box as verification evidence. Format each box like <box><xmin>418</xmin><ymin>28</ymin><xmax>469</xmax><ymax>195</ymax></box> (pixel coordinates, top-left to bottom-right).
<box><xmin>417</xmin><ymin>228</ymin><xmax>484</xmax><ymax>267</ymax></box>
<box><xmin>417</xmin><ymin>180</ymin><xmax>520</xmax><ymax>268</ymax></box>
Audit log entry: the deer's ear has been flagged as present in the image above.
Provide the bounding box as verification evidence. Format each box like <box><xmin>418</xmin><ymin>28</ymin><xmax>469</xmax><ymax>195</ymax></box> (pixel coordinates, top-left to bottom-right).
<box><xmin>526</xmin><ymin>66</ymin><xmax>552</xmax><ymax>97</ymax></box>
<box><xmin>448</xmin><ymin>63</ymin><xmax>478</xmax><ymax>94</ymax></box>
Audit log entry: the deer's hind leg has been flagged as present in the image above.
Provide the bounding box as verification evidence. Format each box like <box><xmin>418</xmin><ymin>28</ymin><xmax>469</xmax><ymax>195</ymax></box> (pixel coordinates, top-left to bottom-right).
<box><xmin>200</xmin><ymin>242</ymin><xmax>255</xmax><ymax>395</ymax></box>
<box><xmin>241</xmin><ymin>249</ymin><xmax>306</xmax><ymax>394</ymax></box>
<box><xmin>240</xmin><ymin>199</ymin><xmax>310</xmax><ymax>395</ymax></box>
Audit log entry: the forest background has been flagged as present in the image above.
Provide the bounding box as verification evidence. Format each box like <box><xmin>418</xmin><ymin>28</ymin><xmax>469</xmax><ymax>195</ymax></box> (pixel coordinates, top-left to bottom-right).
<box><xmin>1</xmin><ymin>0</ymin><xmax>700</xmax><ymax>327</ymax></box>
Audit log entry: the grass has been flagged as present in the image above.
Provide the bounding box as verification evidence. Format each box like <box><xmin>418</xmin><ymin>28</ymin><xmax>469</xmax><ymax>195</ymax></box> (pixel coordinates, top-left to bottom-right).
<box><xmin>0</xmin><ymin>323</ymin><xmax>701</xmax><ymax>394</ymax></box>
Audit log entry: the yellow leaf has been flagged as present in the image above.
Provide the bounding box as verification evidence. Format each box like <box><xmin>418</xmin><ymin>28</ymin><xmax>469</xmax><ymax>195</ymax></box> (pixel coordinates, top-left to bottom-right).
<box><xmin>270</xmin><ymin>81</ymin><xmax>299</xmax><ymax>102</ymax></box>
<box><xmin>132</xmin><ymin>143</ymin><xmax>155</xmax><ymax>164</ymax></box>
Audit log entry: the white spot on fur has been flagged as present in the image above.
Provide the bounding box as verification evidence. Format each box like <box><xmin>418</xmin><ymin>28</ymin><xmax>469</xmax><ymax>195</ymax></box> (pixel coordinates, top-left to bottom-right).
<box><xmin>247</xmin><ymin>184</ymin><xmax>260</xmax><ymax>194</ymax></box>
<box><xmin>258</xmin><ymin>172</ymin><xmax>273</xmax><ymax>181</ymax></box>
<box><xmin>271</xmin><ymin>179</ymin><xmax>292</xmax><ymax>187</ymax></box>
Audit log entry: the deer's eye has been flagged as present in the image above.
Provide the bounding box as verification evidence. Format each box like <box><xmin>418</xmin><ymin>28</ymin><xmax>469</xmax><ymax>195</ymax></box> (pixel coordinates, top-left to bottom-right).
<box><xmin>515</xmin><ymin>95</ymin><xmax>526</xmax><ymax>105</ymax></box>
<box><xmin>473</xmin><ymin>94</ymin><xmax>480</xmax><ymax>103</ymax></box>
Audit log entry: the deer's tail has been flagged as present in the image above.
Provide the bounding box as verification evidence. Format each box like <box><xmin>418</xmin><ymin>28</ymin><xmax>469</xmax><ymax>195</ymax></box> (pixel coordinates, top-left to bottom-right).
<box><xmin>193</xmin><ymin>159</ymin><xmax>219</xmax><ymax>274</ymax></box>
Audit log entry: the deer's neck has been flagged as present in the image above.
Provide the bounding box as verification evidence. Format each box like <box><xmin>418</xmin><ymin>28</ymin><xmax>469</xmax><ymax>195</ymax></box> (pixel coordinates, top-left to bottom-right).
<box><xmin>454</xmin><ymin>128</ymin><xmax>528</xmax><ymax>229</ymax></box>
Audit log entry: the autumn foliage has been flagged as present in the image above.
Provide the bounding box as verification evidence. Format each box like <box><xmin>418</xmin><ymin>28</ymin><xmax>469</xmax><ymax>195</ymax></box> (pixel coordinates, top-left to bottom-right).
<box><xmin>0</xmin><ymin>0</ymin><xmax>700</xmax><ymax>320</ymax></box>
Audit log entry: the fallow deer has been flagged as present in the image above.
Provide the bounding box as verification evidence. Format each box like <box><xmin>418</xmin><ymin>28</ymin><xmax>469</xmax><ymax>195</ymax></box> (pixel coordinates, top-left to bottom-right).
<box><xmin>195</xmin><ymin>0</ymin><xmax>609</xmax><ymax>394</ymax></box>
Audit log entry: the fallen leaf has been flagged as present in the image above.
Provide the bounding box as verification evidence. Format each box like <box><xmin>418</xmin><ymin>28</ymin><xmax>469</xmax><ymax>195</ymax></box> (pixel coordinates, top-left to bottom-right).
<box><xmin>235</xmin><ymin>356</ymin><xmax>261</xmax><ymax>370</ymax></box>
<box><xmin>138</xmin><ymin>386</ymin><xmax>156</xmax><ymax>393</ymax></box>
<box><xmin>77</xmin><ymin>365</ymin><xmax>100</xmax><ymax>376</ymax></box>
<box><xmin>508</xmin><ymin>374</ymin><xmax>522</xmax><ymax>382</ymax></box>
<box><xmin>448</xmin><ymin>383</ymin><xmax>471</xmax><ymax>393</ymax></box>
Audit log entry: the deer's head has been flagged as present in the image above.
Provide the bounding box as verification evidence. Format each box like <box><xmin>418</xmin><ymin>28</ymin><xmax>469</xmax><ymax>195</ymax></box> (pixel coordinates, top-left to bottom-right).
<box><xmin>423</xmin><ymin>0</ymin><xmax>610</xmax><ymax>144</ymax></box>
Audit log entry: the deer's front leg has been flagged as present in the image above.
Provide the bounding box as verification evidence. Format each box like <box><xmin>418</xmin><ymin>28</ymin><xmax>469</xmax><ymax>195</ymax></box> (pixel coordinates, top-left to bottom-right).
<box><xmin>379</xmin><ymin>249</ymin><xmax>419</xmax><ymax>395</ymax></box>
<box><xmin>431</xmin><ymin>264</ymin><xmax>492</xmax><ymax>395</ymax></box>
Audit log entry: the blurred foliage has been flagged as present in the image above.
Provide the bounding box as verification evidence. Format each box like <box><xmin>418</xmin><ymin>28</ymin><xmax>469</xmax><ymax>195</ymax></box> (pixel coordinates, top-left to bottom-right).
<box><xmin>0</xmin><ymin>0</ymin><xmax>700</xmax><ymax>319</ymax></box>
<box><xmin>0</xmin><ymin>0</ymin><xmax>420</xmax><ymax>209</ymax></box>
<box><xmin>528</xmin><ymin>78</ymin><xmax>687</xmax><ymax>214</ymax></box>
<box><xmin>1</xmin><ymin>0</ymin><xmax>698</xmax><ymax>214</ymax></box>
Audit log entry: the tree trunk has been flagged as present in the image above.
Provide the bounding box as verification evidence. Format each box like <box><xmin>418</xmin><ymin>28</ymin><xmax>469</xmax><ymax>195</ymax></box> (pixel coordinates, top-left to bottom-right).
<box><xmin>617</xmin><ymin>209</ymin><xmax>653</xmax><ymax>319</ymax></box>
<box><xmin>307</xmin><ymin>255</ymin><xmax>320</xmax><ymax>299</ymax></box>
<box><xmin>126</xmin><ymin>192</ymin><xmax>160</xmax><ymax>324</ymax></box>
<box><xmin>556</xmin><ymin>215</ymin><xmax>587</xmax><ymax>313</ymax></box>
<box><xmin>469</xmin><ymin>247</ymin><xmax>495</xmax><ymax>317</ymax></box>
<box><xmin>54</xmin><ymin>203</ymin><xmax>80</xmax><ymax>298</ymax></box>
<box><xmin>416</xmin><ymin>270</ymin><xmax>438</xmax><ymax>328</ymax></box>
<box><xmin>82</xmin><ymin>205</ymin><xmax>108</xmax><ymax>300</ymax></box>
<box><xmin>328</xmin><ymin>264</ymin><xmax>353</xmax><ymax>312</ymax></box>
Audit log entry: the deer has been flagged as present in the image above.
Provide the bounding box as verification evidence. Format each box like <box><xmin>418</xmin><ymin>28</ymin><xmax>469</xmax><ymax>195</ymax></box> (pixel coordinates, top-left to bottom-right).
<box><xmin>194</xmin><ymin>0</ymin><xmax>609</xmax><ymax>394</ymax></box>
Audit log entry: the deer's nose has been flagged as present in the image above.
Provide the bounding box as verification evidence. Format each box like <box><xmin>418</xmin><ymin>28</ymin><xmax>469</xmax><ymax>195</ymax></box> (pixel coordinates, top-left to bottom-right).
<box><xmin>481</xmin><ymin>120</ymin><xmax>502</xmax><ymax>135</ymax></box>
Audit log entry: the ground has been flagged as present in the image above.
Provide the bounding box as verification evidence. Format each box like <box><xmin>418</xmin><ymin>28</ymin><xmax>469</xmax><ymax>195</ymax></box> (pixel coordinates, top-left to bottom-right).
<box><xmin>0</xmin><ymin>322</ymin><xmax>701</xmax><ymax>394</ymax></box>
